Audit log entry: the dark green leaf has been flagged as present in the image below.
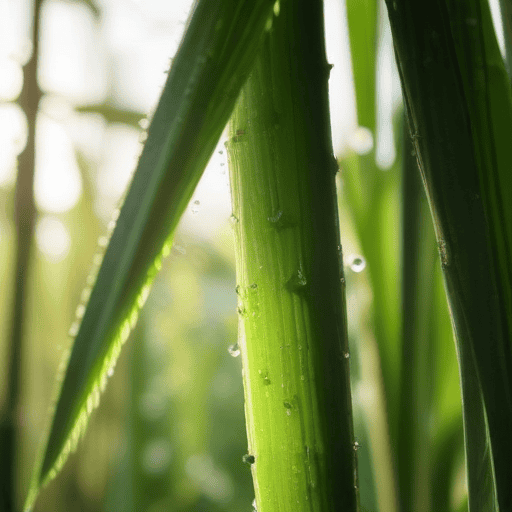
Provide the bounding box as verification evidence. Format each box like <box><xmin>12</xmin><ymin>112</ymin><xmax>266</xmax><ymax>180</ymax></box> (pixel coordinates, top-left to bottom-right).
<box><xmin>24</xmin><ymin>0</ymin><xmax>277</xmax><ymax>509</ymax></box>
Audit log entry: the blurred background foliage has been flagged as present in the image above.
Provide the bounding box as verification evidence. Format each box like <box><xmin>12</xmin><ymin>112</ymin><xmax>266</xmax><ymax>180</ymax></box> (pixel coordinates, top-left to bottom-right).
<box><xmin>2</xmin><ymin>0</ymin><xmax>504</xmax><ymax>509</ymax></box>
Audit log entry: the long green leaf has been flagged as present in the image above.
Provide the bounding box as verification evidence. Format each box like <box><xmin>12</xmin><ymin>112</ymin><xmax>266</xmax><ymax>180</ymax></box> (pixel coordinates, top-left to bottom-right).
<box><xmin>398</xmin><ymin>112</ymin><xmax>437</xmax><ymax>512</ymax></box>
<box><xmin>385</xmin><ymin>0</ymin><xmax>512</xmax><ymax>509</ymax></box>
<box><xmin>341</xmin><ymin>0</ymin><xmax>400</xmax><ymax>500</ymax></box>
<box><xmin>227</xmin><ymin>1</ymin><xmax>358</xmax><ymax>511</ymax></box>
<box><xmin>24</xmin><ymin>1</ymin><xmax>277</xmax><ymax>509</ymax></box>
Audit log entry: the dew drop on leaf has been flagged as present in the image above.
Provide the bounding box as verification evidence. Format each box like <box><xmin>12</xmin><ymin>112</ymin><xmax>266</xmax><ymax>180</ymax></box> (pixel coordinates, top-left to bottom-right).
<box><xmin>348</xmin><ymin>255</ymin><xmax>366</xmax><ymax>273</ymax></box>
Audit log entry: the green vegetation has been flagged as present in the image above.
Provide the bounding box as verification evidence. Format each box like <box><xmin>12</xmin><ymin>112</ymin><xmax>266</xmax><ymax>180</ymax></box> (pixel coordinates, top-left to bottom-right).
<box><xmin>0</xmin><ymin>0</ymin><xmax>510</xmax><ymax>511</ymax></box>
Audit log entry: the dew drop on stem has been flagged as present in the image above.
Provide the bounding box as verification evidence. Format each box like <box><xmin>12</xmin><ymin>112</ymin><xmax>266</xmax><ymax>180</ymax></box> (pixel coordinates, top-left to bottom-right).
<box><xmin>287</xmin><ymin>268</ymin><xmax>307</xmax><ymax>293</ymax></box>
<box><xmin>228</xmin><ymin>343</ymin><xmax>240</xmax><ymax>357</ymax></box>
<box><xmin>243</xmin><ymin>454</ymin><xmax>255</xmax><ymax>465</ymax></box>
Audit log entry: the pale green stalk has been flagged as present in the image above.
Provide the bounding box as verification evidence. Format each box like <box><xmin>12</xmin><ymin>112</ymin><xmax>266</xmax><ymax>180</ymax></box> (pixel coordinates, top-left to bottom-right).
<box><xmin>227</xmin><ymin>1</ymin><xmax>358</xmax><ymax>511</ymax></box>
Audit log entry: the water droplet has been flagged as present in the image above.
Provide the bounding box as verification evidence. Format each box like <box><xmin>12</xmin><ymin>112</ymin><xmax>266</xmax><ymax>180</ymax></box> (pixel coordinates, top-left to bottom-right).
<box><xmin>353</xmin><ymin>441</ymin><xmax>360</xmax><ymax>451</ymax></box>
<box><xmin>267</xmin><ymin>210</ymin><xmax>295</xmax><ymax>230</ymax></box>
<box><xmin>283</xmin><ymin>401</ymin><xmax>292</xmax><ymax>409</ymax></box>
<box><xmin>138</xmin><ymin>118</ymin><xmax>149</xmax><ymax>130</ymax></box>
<box><xmin>348</xmin><ymin>255</ymin><xmax>366</xmax><ymax>273</ymax></box>
<box><xmin>393</xmin><ymin>1</ymin><xmax>398</xmax><ymax>10</ymax></box>
<box><xmin>243</xmin><ymin>454</ymin><xmax>255</xmax><ymax>465</ymax></box>
<box><xmin>286</xmin><ymin>409</ymin><xmax>291</xmax><ymax>416</ymax></box>
<box><xmin>252</xmin><ymin>498</ymin><xmax>258</xmax><ymax>511</ymax></box>
<box><xmin>218</xmin><ymin>149</ymin><xmax>224</xmax><ymax>155</ymax></box>
<box><xmin>258</xmin><ymin>370</ymin><xmax>271</xmax><ymax>385</ymax></box>
<box><xmin>249</xmin><ymin>283</ymin><xmax>258</xmax><ymax>289</ymax></box>
<box><xmin>191</xmin><ymin>201</ymin><xmax>200</xmax><ymax>214</ymax></box>
<box><xmin>237</xmin><ymin>306</ymin><xmax>246</xmax><ymax>316</ymax></box>
<box><xmin>230</xmin><ymin>214</ymin><xmax>239</xmax><ymax>225</ymax></box>
<box><xmin>194</xmin><ymin>200</ymin><xmax>200</xmax><ymax>205</ymax></box>
<box><xmin>273</xmin><ymin>0</ymin><xmax>280</xmax><ymax>16</ymax></box>
<box><xmin>228</xmin><ymin>343</ymin><xmax>240</xmax><ymax>357</ymax></box>
<box><xmin>300</xmin><ymin>375</ymin><xmax>305</xmax><ymax>381</ymax></box>
<box><xmin>344</xmin><ymin>352</ymin><xmax>350</xmax><ymax>359</ymax></box>
<box><xmin>107</xmin><ymin>367</ymin><xmax>114</xmax><ymax>377</ymax></box>
<box><xmin>172</xmin><ymin>244</ymin><xmax>186</xmax><ymax>255</ymax></box>
<box><xmin>235</xmin><ymin>285</ymin><xmax>241</xmax><ymax>295</ymax></box>
<box><xmin>349</xmin><ymin>127</ymin><xmax>374</xmax><ymax>155</ymax></box>
<box><xmin>287</xmin><ymin>268</ymin><xmax>307</xmax><ymax>292</ymax></box>
<box><xmin>439</xmin><ymin>239</ymin><xmax>450</xmax><ymax>268</ymax></box>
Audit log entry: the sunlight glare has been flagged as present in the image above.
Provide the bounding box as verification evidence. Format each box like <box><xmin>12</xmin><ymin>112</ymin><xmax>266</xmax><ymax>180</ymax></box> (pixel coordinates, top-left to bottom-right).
<box><xmin>35</xmin><ymin>215</ymin><xmax>71</xmax><ymax>262</ymax></box>
<box><xmin>35</xmin><ymin>114</ymin><xmax>82</xmax><ymax>212</ymax></box>
<box><xmin>0</xmin><ymin>103</ymin><xmax>27</xmax><ymax>187</ymax></box>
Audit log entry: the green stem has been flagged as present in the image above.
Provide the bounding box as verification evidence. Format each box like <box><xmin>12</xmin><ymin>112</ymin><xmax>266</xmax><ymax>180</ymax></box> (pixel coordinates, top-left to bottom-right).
<box><xmin>227</xmin><ymin>2</ymin><xmax>358</xmax><ymax>511</ymax></box>
<box><xmin>1</xmin><ymin>1</ymin><xmax>42</xmax><ymax>510</ymax></box>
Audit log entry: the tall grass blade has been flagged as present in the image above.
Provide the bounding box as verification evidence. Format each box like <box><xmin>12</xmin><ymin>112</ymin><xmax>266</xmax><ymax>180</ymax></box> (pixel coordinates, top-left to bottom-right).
<box><xmin>226</xmin><ymin>1</ymin><xmax>358</xmax><ymax>511</ymax></box>
<box><xmin>398</xmin><ymin>114</ymin><xmax>437</xmax><ymax>512</ymax></box>
<box><xmin>1</xmin><ymin>1</ymin><xmax>43</xmax><ymax>510</ymax></box>
<box><xmin>497</xmin><ymin>0</ymin><xmax>512</xmax><ymax>75</ymax></box>
<box><xmin>385</xmin><ymin>0</ymin><xmax>512</xmax><ymax>509</ymax></box>
<box><xmin>24</xmin><ymin>1</ymin><xmax>277</xmax><ymax>509</ymax></box>
<box><xmin>342</xmin><ymin>3</ymin><xmax>401</xmax><ymax>506</ymax></box>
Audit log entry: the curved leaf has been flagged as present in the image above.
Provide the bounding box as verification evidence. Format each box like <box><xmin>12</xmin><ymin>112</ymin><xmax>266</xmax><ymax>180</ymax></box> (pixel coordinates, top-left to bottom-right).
<box><xmin>24</xmin><ymin>0</ymin><xmax>277</xmax><ymax>509</ymax></box>
<box><xmin>385</xmin><ymin>0</ymin><xmax>512</xmax><ymax>509</ymax></box>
